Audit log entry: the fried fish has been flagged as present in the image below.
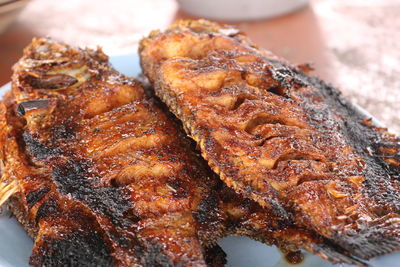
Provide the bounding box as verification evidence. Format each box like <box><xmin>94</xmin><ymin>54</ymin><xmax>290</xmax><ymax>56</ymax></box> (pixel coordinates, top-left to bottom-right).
<box><xmin>139</xmin><ymin>19</ymin><xmax>400</xmax><ymax>260</ymax></box>
<box><xmin>0</xmin><ymin>37</ymin><xmax>227</xmax><ymax>266</ymax></box>
<box><xmin>0</xmin><ymin>38</ymin><xmax>365</xmax><ymax>266</ymax></box>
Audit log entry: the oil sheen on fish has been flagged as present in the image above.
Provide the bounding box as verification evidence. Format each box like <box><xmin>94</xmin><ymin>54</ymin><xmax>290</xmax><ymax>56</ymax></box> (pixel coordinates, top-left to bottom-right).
<box><xmin>0</xmin><ymin>37</ymin><xmax>229</xmax><ymax>267</ymax></box>
<box><xmin>139</xmin><ymin>19</ymin><xmax>400</xmax><ymax>261</ymax></box>
<box><xmin>0</xmin><ymin>39</ymin><xmax>366</xmax><ymax>266</ymax></box>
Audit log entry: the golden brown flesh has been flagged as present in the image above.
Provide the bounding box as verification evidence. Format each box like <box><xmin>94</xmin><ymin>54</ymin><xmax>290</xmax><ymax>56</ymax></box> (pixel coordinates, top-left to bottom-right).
<box><xmin>1</xmin><ymin>38</ymin><xmax>229</xmax><ymax>266</ymax></box>
<box><xmin>140</xmin><ymin>19</ymin><xmax>400</xmax><ymax>261</ymax></box>
<box><xmin>0</xmin><ymin>38</ymin><xmax>366</xmax><ymax>266</ymax></box>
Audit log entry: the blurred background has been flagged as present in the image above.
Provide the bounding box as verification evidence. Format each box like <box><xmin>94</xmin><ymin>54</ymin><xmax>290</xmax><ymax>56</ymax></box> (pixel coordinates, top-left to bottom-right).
<box><xmin>0</xmin><ymin>0</ymin><xmax>398</xmax><ymax>132</ymax></box>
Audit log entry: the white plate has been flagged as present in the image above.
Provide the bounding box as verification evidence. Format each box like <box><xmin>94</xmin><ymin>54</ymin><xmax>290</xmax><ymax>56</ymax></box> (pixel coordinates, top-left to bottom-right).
<box><xmin>0</xmin><ymin>54</ymin><xmax>398</xmax><ymax>267</ymax></box>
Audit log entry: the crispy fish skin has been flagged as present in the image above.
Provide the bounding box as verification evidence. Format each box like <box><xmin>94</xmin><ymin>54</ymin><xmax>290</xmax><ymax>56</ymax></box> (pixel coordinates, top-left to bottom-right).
<box><xmin>0</xmin><ymin>38</ymin><xmax>365</xmax><ymax>267</ymax></box>
<box><xmin>139</xmin><ymin>19</ymin><xmax>400</xmax><ymax>260</ymax></box>
<box><xmin>1</xmin><ymin>37</ymin><xmax>230</xmax><ymax>267</ymax></box>
<box><xmin>152</xmin><ymin>93</ymin><xmax>366</xmax><ymax>266</ymax></box>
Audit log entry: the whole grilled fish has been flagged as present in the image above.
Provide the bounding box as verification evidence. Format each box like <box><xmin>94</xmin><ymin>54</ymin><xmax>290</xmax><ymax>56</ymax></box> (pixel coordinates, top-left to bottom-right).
<box><xmin>139</xmin><ymin>19</ymin><xmax>400</xmax><ymax>261</ymax></box>
<box><xmin>0</xmin><ymin>38</ymin><xmax>228</xmax><ymax>266</ymax></box>
<box><xmin>0</xmin><ymin>38</ymin><xmax>365</xmax><ymax>266</ymax></box>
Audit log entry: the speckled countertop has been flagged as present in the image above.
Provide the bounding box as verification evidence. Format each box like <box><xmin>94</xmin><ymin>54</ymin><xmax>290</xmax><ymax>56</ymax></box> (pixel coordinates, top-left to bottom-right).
<box><xmin>0</xmin><ymin>0</ymin><xmax>398</xmax><ymax>132</ymax></box>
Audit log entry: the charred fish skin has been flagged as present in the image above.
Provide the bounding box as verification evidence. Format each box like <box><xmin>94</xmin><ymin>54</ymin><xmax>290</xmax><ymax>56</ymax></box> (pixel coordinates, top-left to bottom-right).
<box><xmin>1</xmin><ymin>37</ymin><xmax>229</xmax><ymax>267</ymax></box>
<box><xmin>139</xmin><ymin>19</ymin><xmax>400</xmax><ymax>260</ymax></box>
<box><xmin>6</xmin><ymin>36</ymin><xmax>352</xmax><ymax>267</ymax></box>
<box><xmin>153</xmin><ymin>98</ymin><xmax>367</xmax><ymax>267</ymax></box>
<box><xmin>0</xmin><ymin>38</ymin><xmax>365</xmax><ymax>267</ymax></box>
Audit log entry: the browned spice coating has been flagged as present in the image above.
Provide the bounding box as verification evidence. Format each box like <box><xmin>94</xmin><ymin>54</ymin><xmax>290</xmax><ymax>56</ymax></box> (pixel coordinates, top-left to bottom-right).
<box><xmin>139</xmin><ymin>19</ymin><xmax>400</xmax><ymax>261</ymax></box>
<box><xmin>0</xmin><ymin>38</ymin><xmax>367</xmax><ymax>266</ymax></box>
<box><xmin>0</xmin><ymin>38</ymin><xmax>226</xmax><ymax>267</ymax></box>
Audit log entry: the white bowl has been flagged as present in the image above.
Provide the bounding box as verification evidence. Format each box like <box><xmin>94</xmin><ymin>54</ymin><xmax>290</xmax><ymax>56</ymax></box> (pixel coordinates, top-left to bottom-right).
<box><xmin>177</xmin><ymin>0</ymin><xmax>309</xmax><ymax>21</ymax></box>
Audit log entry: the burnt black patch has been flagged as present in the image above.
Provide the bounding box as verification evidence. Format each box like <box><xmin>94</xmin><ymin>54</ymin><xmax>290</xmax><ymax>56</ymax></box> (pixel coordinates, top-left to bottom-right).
<box><xmin>266</xmin><ymin>59</ymin><xmax>307</xmax><ymax>97</ymax></box>
<box><xmin>27</xmin><ymin>186</ymin><xmax>50</xmax><ymax>209</ymax></box>
<box><xmin>30</xmin><ymin>230</ymin><xmax>114</xmax><ymax>267</ymax></box>
<box><xmin>194</xmin><ymin>194</ymin><xmax>219</xmax><ymax>226</ymax></box>
<box><xmin>23</xmin><ymin>131</ymin><xmax>61</xmax><ymax>161</ymax></box>
<box><xmin>204</xmin><ymin>245</ymin><xmax>227</xmax><ymax>267</ymax></box>
<box><xmin>52</xmin><ymin>124</ymin><xmax>76</xmax><ymax>140</ymax></box>
<box><xmin>135</xmin><ymin>240</ymin><xmax>175</xmax><ymax>267</ymax></box>
<box><xmin>108</xmin><ymin>229</ymin><xmax>137</xmax><ymax>249</ymax></box>
<box><xmin>35</xmin><ymin>197</ymin><xmax>59</xmax><ymax>224</ymax></box>
<box><xmin>122</xmin><ymin>209</ymin><xmax>141</xmax><ymax>224</ymax></box>
<box><xmin>51</xmin><ymin>159</ymin><xmax>133</xmax><ymax>228</ymax></box>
